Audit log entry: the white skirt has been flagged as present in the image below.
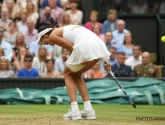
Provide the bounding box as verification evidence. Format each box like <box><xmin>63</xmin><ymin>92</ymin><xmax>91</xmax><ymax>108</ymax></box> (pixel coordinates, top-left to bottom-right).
<box><xmin>66</xmin><ymin>33</ymin><xmax>111</xmax><ymax>65</ymax></box>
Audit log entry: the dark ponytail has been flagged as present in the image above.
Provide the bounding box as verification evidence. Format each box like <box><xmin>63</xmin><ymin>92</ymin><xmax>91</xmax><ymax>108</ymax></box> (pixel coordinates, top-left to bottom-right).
<box><xmin>38</xmin><ymin>22</ymin><xmax>54</xmax><ymax>34</ymax></box>
<box><xmin>44</xmin><ymin>22</ymin><xmax>53</xmax><ymax>27</ymax></box>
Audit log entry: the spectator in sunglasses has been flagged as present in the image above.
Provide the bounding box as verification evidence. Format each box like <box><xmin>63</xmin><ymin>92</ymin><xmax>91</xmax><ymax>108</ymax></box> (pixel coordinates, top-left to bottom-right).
<box><xmin>17</xmin><ymin>54</ymin><xmax>39</xmax><ymax>78</ymax></box>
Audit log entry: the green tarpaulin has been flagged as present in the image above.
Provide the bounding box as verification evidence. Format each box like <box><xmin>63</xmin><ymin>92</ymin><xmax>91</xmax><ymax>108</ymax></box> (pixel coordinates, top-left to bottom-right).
<box><xmin>0</xmin><ymin>78</ymin><xmax>165</xmax><ymax>105</ymax></box>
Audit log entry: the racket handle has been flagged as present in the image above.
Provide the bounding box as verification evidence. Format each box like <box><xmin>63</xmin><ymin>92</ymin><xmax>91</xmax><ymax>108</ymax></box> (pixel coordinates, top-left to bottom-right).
<box><xmin>109</xmin><ymin>70</ymin><xmax>115</xmax><ymax>78</ymax></box>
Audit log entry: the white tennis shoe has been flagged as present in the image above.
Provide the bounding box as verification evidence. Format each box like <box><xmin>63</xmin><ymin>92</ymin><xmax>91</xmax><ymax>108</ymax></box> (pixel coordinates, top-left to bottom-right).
<box><xmin>80</xmin><ymin>109</ymin><xmax>96</xmax><ymax>120</ymax></box>
<box><xmin>63</xmin><ymin>109</ymin><xmax>82</xmax><ymax>120</ymax></box>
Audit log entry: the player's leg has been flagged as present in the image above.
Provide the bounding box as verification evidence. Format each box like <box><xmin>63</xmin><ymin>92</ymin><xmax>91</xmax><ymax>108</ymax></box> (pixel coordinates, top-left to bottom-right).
<box><xmin>72</xmin><ymin>59</ymin><xmax>100</xmax><ymax>119</ymax></box>
<box><xmin>63</xmin><ymin>67</ymin><xmax>81</xmax><ymax>120</ymax></box>
<box><xmin>63</xmin><ymin>59</ymin><xmax>100</xmax><ymax>120</ymax></box>
<box><xmin>73</xmin><ymin>59</ymin><xmax>100</xmax><ymax>101</ymax></box>
<box><xmin>63</xmin><ymin>67</ymin><xmax>77</xmax><ymax>102</ymax></box>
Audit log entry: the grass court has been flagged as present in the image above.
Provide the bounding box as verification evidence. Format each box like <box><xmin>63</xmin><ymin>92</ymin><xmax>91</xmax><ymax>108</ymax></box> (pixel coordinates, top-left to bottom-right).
<box><xmin>0</xmin><ymin>104</ymin><xmax>164</xmax><ymax>125</ymax></box>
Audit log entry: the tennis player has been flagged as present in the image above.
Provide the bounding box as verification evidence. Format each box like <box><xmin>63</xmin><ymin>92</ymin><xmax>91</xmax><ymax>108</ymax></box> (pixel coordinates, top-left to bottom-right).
<box><xmin>36</xmin><ymin>23</ymin><xmax>111</xmax><ymax>120</ymax></box>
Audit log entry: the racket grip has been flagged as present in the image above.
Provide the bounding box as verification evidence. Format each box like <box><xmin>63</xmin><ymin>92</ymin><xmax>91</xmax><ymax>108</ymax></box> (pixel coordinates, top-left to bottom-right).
<box><xmin>109</xmin><ymin>71</ymin><xmax>115</xmax><ymax>78</ymax></box>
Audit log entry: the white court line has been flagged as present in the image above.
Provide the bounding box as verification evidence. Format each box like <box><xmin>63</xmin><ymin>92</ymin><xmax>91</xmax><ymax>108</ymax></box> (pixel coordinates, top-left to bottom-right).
<box><xmin>16</xmin><ymin>88</ymin><xmax>24</xmax><ymax>98</ymax></box>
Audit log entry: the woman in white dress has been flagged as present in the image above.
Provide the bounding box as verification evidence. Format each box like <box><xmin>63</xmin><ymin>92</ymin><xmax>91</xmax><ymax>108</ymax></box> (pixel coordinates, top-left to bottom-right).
<box><xmin>36</xmin><ymin>23</ymin><xmax>111</xmax><ymax>120</ymax></box>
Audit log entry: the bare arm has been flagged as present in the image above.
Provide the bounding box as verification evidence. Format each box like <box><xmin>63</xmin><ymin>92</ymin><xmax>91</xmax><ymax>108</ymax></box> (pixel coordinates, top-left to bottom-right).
<box><xmin>13</xmin><ymin>61</ymin><xmax>21</xmax><ymax>71</ymax></box>
<box><xmin>19</xmin><ymin>57</ymin><xmax>25</xmax><ymax>69</ymax></box>
<box><xmin>49</xmin><ymin>29</ymin><xmax>73</xmax><ymax>52</ymax></box>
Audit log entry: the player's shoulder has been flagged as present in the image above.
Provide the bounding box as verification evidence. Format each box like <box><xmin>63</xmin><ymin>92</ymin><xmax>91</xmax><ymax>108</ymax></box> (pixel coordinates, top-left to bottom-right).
<box><xmin>50</xmin><ymin>27</ymin><xmax>63</xmax><ymax>38</ymax></box>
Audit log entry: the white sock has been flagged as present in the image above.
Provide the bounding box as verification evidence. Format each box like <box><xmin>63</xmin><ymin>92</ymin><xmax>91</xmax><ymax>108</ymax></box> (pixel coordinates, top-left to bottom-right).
<box><xmin>84</xmin><ymin>101</ymin><xmax>93</xmax><ymax>112</ymax></box>
<box><xmin>71</xmin><ymin>102</ymin><xmax>79</xmax><ymax>112</ymax></box>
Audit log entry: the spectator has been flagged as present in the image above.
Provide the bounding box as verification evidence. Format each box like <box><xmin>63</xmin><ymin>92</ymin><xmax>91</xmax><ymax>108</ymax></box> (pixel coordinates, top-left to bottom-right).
<box><xmin>92</xmin><ymin>24</ymin><xmax>104</xmax><ymax>41</ymax></box>
<box><xmin>17</xmin><ymin>12</ymin><xmax>28</xmax><ymax>33</ymax></box>
<box><xmin>55</xmin><ymin>48</ymin><xmax>69</xmax><ymax>78</ymax></box>
<box><xmin>61</xmin><ymin>0</ymin><xmax>71</xmax><ymax>11</ymax></box>
<box><xmin>59</xmin><ymin>12</ymin><xmax>72</xmax><ymax>27</ymax></box>
<box><xmin>104</xmin><ymin>31</ymin><xmax>113</xmax><ymax>49</ymax></box>
<box><xmin>17</xmin><ymin>54</ymin><xmax>39</xmax><ymax>78</ymax></box>
<box><xmin>85</xmin><ymin>10</ymin><xmax>102</xmax><ymax>31</ymax></box>
<box><xmin>36</xmin><ymin>6</ymin><xmax>57</xmax><ymax>29</ymax></box>
<box><xmin>0</xmin><ymin>56</ymin><xmax>14</xmax><ymax>78</ymax></box>
<box><xmin>108</xmin><ymin>47</ymin><xmax>117</xmax><ymax>66</ymax></box>
<box><xmin>0</xmin><ymin>7</ymin><xmax>12</xmax><ymax>31</ymax></box>
<box><xmin>41</xmin><ymin>0</ymin><xmax>62</xmax><ymax>9</ymax></box>
<box><xmin>102</xmin><ymin>9</ymin><xmax>118</xmax><ymax>34</ymax></box>
<box><xmin>148</xmin><ymin>0</ymin><xmax>160</xmax><ymax>13</ymax></box>
<box><xmin>32</xmin><ymin>45</ymin><xmax>48</xmax><ymax>75</ymax></box>
<box><xmin>111</xmin><ymin>20</ymin><xmax>129</xmax><ymax>50</ymax></box>
<box><xmin>40</xmin><ymin>58</ymin><xmax>58</xmax><ymax>78</ymax></box>
<box><xmin>4</xmin><ymin>22</ymin><xmax>18</xmax><ymax>46</ymax></box>
<box><xmin>0</xmin><ymin>30</ymin><xmax>12</xmax><ymax>61</ymax></box>
<box><xmin>87</xmin><ymin>64</ymin><xmax>107</xmax><ymax>78</ymax></box>
<box><xmin>108</xmin><ymin>52</ymin><xmax>134</xmax><ymax>77</ymax></box>
<box><xmin>118</xmin><ymin>32</ymin><xmax>134</xmax><ymax>58</ymax></box>
<box><xmin>132</xmin><ymin>0</ymin><xmax>148</xmax><ymax>13</ymax></box>
<box><xmin>19</xmin><ymin>0</ymin><xmax>38</xmax><ymax>13</ymax></box>
<box><xmin>66</xmin><ymin>0</ymin><xmax>83</xmax><ymax>24</ymax></box>
<box><xmin>133</xmin><ymin>52</ymin><xmax>161</xmax><ymax>77</ymax></box>
<box><xmin>23</xmin><ymin>18</ymin><xmax>38</xmax><ymax>46</ymax></box>
<box><xmin>14</xmin><ymin>0</ymin><xmax>22</xmax><ymax>18</ymax></box>
<box><xmin>100</xmin><ymin>47</ymin><xmax>117</xmax><ymax>72</ymax></box>
<box><xmin>25</xmin><ymin>1</ymin><xmax>39</xmax><ymax>24</ymax></box>
<box><xmin>13</xmin><ymin>47</ymin><xmax>27</xmax><ymax>74</ymax></box>
<box><xmin>53</xmin><ymin>45</ymin><xmax>62</xmax><ymax>60</ymax></box>
<box><xmin>125</xmin><ymin>45</ymin><xmax>142</xmax><ymax>70</ymax></box>
<box><xmin>159</xmin><ymin>0</ymin><xmax>165</xmax><ymax>13</ymax></box>
<box><xmin>119</xmin><ymin>0</ymin><xmax>132</xmax><ymax>13</ymax></box>
<box><xmin>40</xmin><ymin>0</ymin><xmax>64</xmax><ymax>25</ymax></box>
<box><xmin>0</xmin><ymin>1</ymin><xmax>4</xmax><ymax>9</ymax></box>
<box><xmin>12</xmin><ymin>33</ymin><xmax>28</xmax><ymax>61</ymax></box>
<box><xmin>0</xmin><ymin>47</ymin><xmax>5</xmax><ymax>58</ymax></box>
<box><xmin>29</xmin><ymin>42</ymin><xmax>53</xmax><ymax>58</ymax></box>
<box><xmin>3</xmin><ymin>0</ymin><xmax>16</xmax><ymax>20</ymax></box>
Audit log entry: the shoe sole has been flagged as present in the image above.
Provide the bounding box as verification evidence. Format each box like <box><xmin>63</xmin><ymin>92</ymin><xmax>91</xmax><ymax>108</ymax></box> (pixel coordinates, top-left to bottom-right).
<box><xmin>63</xmin><ymin>116</ymin><xmax>82</xmax><ymax>120</ymax></box>
<box><xmin>72</xmin><ymin>116</ymin><xmax>82</xmax><ymax>120</ymax></box>
<box><xmin>81</xmin><ymin>116</ymin><xmax>96</xmax><ymax>120</ymax></box>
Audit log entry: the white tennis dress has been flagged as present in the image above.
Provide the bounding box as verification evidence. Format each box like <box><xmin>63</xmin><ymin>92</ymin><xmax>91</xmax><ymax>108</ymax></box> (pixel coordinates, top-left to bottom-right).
<box><xmin>63</xmin><ymin>25</ymin><xmax>111</xmax><ymax>65</ymax></box>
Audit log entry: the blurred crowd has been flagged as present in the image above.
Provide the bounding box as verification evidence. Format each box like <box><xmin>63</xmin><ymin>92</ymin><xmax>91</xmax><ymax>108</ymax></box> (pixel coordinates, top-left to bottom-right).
<box><xmin>100</xmin><ymin>0</ymin><xmax>165</xmax><ymax>14</ymax></box>
<box><xmin>0</xmin><ymin>0</ymin><xmax>162</xmax><ymax>78</ymax></box>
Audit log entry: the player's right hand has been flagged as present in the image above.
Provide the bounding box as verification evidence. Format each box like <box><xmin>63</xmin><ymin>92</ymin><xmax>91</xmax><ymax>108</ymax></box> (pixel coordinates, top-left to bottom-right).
<box><xmin>104</xmin><ymin>61</ymin><xmax>111</xmax><ymax>71</ymax></box>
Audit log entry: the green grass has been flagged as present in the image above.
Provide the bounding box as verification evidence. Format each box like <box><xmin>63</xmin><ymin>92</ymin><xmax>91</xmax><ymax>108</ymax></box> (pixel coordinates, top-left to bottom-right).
<box><xmin>0</xmin><ymin>105</ymin><xmax>164</xmax><ymax>125</ymax></box>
